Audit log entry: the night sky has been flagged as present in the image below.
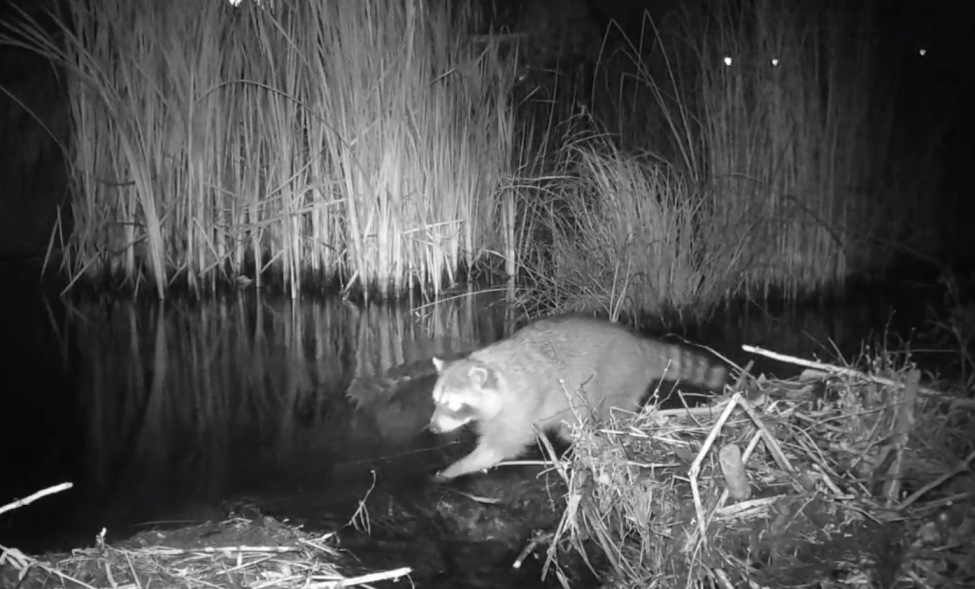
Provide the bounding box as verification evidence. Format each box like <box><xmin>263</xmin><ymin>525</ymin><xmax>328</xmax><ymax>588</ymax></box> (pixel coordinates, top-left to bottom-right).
<box><xmin>587</xmin><ymin>0</ymin><xmax>969</xmax><ymax>74</ymax></box>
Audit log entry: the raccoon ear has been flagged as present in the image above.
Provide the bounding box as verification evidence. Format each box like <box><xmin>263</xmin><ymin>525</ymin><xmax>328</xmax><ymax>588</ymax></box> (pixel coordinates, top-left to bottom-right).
<box><xmin>468</xmin><ymin>364</ymin><xmax>493</xmax><ymax>387</ymax></box>
<box><xmin>432</xmin><ymin>357</ymin><xmax>446</xmax><ymax>373</ymax></box>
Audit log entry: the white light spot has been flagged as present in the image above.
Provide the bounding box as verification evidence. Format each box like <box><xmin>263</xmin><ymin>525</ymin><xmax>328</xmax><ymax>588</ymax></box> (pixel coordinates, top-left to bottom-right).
<box><xmin>723</xmin><ymin>56</ymin><xmax>733</xmax><ymax>67</ymax></box>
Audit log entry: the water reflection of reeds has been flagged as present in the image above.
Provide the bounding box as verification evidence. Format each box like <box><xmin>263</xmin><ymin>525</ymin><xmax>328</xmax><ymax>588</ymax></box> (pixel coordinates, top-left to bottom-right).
<box><xmin>66</xmin><ymin>291</ymin><xmax>506</xmax><ymax>528</ymax></box>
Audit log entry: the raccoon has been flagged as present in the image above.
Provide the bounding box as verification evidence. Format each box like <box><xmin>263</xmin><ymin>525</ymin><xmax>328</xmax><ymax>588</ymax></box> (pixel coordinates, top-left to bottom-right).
<box><xmin>428</xmin><ymin>314</ymin><xmax>728</xmax><ymax>481</ymax></box>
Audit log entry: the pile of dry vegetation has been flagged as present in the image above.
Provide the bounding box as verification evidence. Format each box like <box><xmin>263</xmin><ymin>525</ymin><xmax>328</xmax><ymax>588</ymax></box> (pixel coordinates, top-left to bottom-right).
<box><xmin>0</xmin><ymin>490</ymin><xmax>409</xmax><ymax>589</ymax></box>
<box><xmin>541</xmin><ymin>346</ymin><xmax>974</xmax><ymax>589</ymax></box>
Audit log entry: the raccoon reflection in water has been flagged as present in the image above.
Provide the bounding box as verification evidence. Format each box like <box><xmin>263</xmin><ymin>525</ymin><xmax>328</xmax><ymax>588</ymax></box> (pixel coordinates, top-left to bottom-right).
<box><xmin>427</xmin><ymin>314</ymin><xmax>728</xmax><ymax>481</ymax></box>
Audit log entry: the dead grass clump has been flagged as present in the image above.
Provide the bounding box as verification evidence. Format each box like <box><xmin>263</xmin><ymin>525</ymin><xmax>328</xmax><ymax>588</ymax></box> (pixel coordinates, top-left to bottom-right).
<box><xmin>0</xmin><ymin>486</ymin><xmax>410</xmax><ymax>589</ymax></box>
<box><xmin>546</xmin><ymin>346</ymin><xmax>974</xmax><ymax>588</ymax></box>
<box><xmin>516</xmin><ymin>133</ymin><xmax>741</xmax><ymax>324</ymax></box>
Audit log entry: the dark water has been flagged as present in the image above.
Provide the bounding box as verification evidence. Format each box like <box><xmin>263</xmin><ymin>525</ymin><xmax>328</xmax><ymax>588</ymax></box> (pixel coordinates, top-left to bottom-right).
<box><xmin>0</xmin><ymin>261</ymin><xmax>954</xmax><ymax>587</ymax></box>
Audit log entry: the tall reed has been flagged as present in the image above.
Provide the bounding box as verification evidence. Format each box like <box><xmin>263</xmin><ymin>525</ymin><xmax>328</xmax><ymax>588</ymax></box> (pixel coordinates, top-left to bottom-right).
<box><xmin>669</xmin><ymin>0</ymin><xmax>894</xmax><ymax>300</ymax></box>
<box><xmin>507</xmin><ymin>0</ymin><xmax>906</xmax><ymax>322</ymax></box>
<box><xmin>553</xmin><ymin>0</ymin><xmax>908</xmax><ymax>314</ymax></box>
<box><xmin>520</xmin><ymin>131</ymin><xmax>737</xmax><ymax>323</ymax></box>
<box><xmin>1</xmin><ymin>0</ymin><xmax>516</xmax><ymax>299</ymax></box>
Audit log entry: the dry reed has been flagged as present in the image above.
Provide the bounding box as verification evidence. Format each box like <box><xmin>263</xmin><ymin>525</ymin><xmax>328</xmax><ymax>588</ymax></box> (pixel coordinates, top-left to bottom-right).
<box><xmin>549</xmin><ymin>0</ymin><xmax>910</xmax><ymax>316</ymax></box>
<box><xmin>0</xmin><ymin>486</ymin><xmax>411</xmax><ymax>589</ymax></box>
<box><xmin>1</xmin><ymin>0</ymin><xmax>516</xmax><ymax>299</ymax></box>
<box><xmin>534</xmin><ymin>134</ymin><xmax>737</xmax><ymax>322</ymax></box>
<box><xmin>692</xmin><ymin>0</ymin><xmax>897</xmax><ymax>299</ymax></box>
<box><xmin>1</xmin><ymin>0</ymin><xmax>946</xmax><ymax>319</ymax></box>
<box><xmin>507</xmin><ymin>0</ymin><xmax>905</xmax><ymax>321</ymax></box>
<box><xmin>545</xmin><ymin>343</ymin><xmax>974</xmax><ymax>588</ymax></box>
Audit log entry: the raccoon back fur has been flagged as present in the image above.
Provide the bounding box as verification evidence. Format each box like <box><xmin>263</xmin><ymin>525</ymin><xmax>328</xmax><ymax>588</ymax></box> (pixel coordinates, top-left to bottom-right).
<box><xmin>428</xmin><ymin>314</ymin><xmax>727</xmax><ymax>481</ymax></box>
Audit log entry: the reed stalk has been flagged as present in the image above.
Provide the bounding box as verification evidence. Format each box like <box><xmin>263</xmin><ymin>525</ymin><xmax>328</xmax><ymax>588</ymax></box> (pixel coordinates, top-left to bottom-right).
<box><xmin>3</xmin><ymin>0</ymin><xmax>931</xmax><ymax>316</ymax></box>
<box><xmin>686</xmin><ymin>0</ymin><xmax>892</xmax><ymax>300</ymax></box>
<box><xmin>1</xmin><ymin>0</ymin><xmax>515</xmax><ymax>299</ymax></box>
<box><xmin>567</xmin><ymin>0</ymin><xmax>904</xmax><ymax>314</ymax></box>
<box><xmin>542</xmin><ymin>135</ymin><xmax>730</xmax><ymax>321</ymax></box>
<box><xmin>510</xmin><ymin>0</ymin><xmax>899</xmax><ymax>321</ymax></box>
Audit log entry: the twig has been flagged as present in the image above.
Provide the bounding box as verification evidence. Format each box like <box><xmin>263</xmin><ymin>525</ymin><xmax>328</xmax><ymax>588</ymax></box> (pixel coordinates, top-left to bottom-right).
<box><xmin>687</xmin><ymin>392</ymin><xmax>743</xmax><ymax>547</ymax></box>
<box><xmin>735</xmin><ymin>396</ymin><xmax>794</xmax><ymax>474</ymax></box>
<box><xmin>130</xmin><ymin>546</ymin><xmax>301</xmax><ymax>557</ymax></box>
<box><xmin>0</xmin><ymin>483</ymin><xmax>73</xmax><ymax>517</ymax></box>
<box><xmin>513</xmin><ymin>531</ymin><xmax>552</xmax><ymax>569</ymax></box>
<box><xmin>897</xmin><ymin>448</ymin><xmax>975</xmax><ymax>511</ymax></box>
<box><xmin>533</xmin><ymin>424</ymin><xmax>587</xmax><ymax>580</ymax></box>
<box><xmin>122</xmin><ymin>551</ymin><xmax>140</xmax><ymax>589</ymax></box>
<box><xmin>741</xmin><ymin>345</ymin><xmax>943</xmax><ymax>397</ymax></box>
<box><xmin>733</xmin><ymin>360</ymin><xmax>754</xmax><ymax>390</ymax></box>
<box><xmin>307</xmin><ymin>566</ymin><xmax>412</xmax><ymax>588</ymax></box>
<box><xmin>348</xmin><ymin>470</ymin><xmax>377</xmax><ymax>534</ymax></box>
<box><xmin>883</xmin><ymin>370</ymin><xmax>920</xmax><ymax>505</ymax></box>
<box><xmin>446</xmin><ymin>488</ymin><xmax>502</xmax><ymax>505</ymax></box>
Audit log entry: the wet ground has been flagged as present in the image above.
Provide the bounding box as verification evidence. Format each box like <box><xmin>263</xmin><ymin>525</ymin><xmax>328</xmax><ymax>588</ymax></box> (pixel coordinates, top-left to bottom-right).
<box><xmin>0</xmin><ymin>260</ymin><xmax>959</xmax><ymax>587</ymax></box>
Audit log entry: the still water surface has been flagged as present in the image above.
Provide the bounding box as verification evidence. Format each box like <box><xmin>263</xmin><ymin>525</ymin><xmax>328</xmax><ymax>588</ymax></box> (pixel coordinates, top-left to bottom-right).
<box><xmin>0</xmin><ymin>263</ymin><xmax>940</xmax><ymax>586</ymax></box>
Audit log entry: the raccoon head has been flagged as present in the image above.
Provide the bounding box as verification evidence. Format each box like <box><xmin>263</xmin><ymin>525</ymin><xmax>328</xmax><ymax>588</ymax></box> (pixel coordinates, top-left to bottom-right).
<box><xmin>428</xmin><ymin>357</ymin><xmax>504</xmax><ymax>433</ymax></box>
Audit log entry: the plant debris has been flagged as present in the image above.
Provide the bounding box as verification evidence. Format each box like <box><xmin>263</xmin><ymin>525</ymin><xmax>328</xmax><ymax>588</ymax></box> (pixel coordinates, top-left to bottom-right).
<box><xmin>537</xmin><ymin>345</ymin><xmax>975</xmax><ymax>589</ymax></box>
<box><xmin>0</xmin><ymin>504</ymin><xmax>410</xmax><ymax>589</ymax></box>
